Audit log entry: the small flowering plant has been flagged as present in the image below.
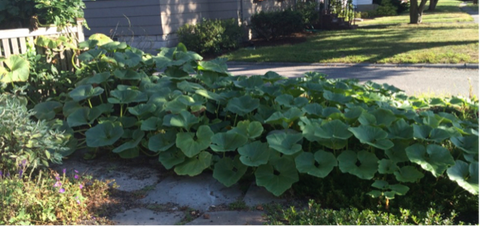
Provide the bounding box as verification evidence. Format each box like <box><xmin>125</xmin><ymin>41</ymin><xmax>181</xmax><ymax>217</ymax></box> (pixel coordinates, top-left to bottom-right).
<box><xmin>0</xmin><ymin>163</ymin><xmax>98</xmax><ymax>225</ymax></box>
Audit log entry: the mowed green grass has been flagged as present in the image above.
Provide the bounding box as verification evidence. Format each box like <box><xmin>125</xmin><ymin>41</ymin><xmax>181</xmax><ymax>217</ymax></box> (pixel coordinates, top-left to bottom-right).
<box><xmin>224</xmin><ymin>0</ymin><xmax>479</xmax><ymax>64</ymax></box>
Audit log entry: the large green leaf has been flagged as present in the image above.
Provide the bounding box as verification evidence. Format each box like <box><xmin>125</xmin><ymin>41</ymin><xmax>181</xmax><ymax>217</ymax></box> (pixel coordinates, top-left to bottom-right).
<box><xmin>314</xmin><ymin>119</ymin><xmax>352</xmax><ymax>140</ymax></box>
<box><xmin>255</xmin><ymin>156</ymin><xmax>299</xmax><ymax>197</ymax></box>
<box><xmin>108</xmin><ymin>85</ymin><xmax>148</xmax><ymax>104</ymax></box>
<box><xmin>174</xmin><ymin>151</ymin><xmax>212</xmax><ymax>176</ymax></box>
<box><xmin>67</xmin><ymin>107</ymin><xmax>102</xmax><ymax>127</ymax></box>
<box><xmin>302</xmin><ymin>103</ymin><xmax>323</xmax><ymax>116</ymax></box>
<box><xmin>264</xmin><ymin>107</ymin><xmax>304</xmax><ymax>126</ymax></box>
<box><xmin>0</xmin><ymin>55</ymin><xmax>29</xmax><ymax>83</ymax></box>
<box><xmin>112</xmin><ymin>130</ymin><xmax>144</xmax><ymax>153</ymax></box>
<box><xmin>451</xmin><ymin>136</ymin><xmax>479</xmax><ymax>155</ymax></box>
<box><xmin>406</xmin><ymin>144</ymin><xmax>455</xmax><ymax>177</ymax></box>
<box><xmin>148</xmin><ymin>129</ymin><xmax>177</xmax><ymax>152</ymax></box>
<box><xmin>371</xmin><ymin>108</ymin><xmax>396</xmax><ymax>127</ymax></box>
<box><xmin>225</xmin><ymin>95</ymin><xmax>259</xmax><ymax>116</ymax></box>
<box><xmin>337</xmin><ymin>150</ymin><xmax>378</xmax><ymax>180</ymax></box>
<box><xmin>230</xmin><ymin>120</ymin><xmax>264</xmax><ymax>139</ymax></box>
<box><xmin>113</xmin><ymin>68</ymin><xmax>145</xmax><ymax>80</ymax></box>
<box><xmin>266</xmin><ymin>131</ymin><xmax>303</xmax><ymax>155</ymax></box>
<box><xmin>176</xmin><ymin>125</ymin><xmax>213</xmax><ymax>157</ymax></box>
<box><xmin>69</xmin><ymin>85</ymin><xmax>104</xmax><ymax>102</ymax></box>
<box><xmin>167</xmin><ymin>110</ymin><xmax>199</xmax><ymax>131</ymax></box>
<box><xmin>349</xmin><ymin>125</ymin><xmax>394</xmax><ymax>150</ymax></box>
<box><xmin>85</xmin><ymin>122</ymin><xmax>124</xmax><ymax>147</ymax></box>
<box><xmin>113</xmin><ymin>51</ymin><xmax>142</xmax><ymax>68</ymax></box>
<box><xmin>210</xmin><ymin>131</ymin><xmax>248</xmax><ymax>152</ymax></box>
<box><xmin>238</xmin><ymin>141</ymin><xmax>272</xmax><ymax>167</ymax></box>
<box><xmin>413</xmin><ymin>124</ymin><xmax>450</xmax><ymax>143</ymax></box>
<box><xmin>298</xmin><ymin>117</ymin><xmax>323</xmax><ymax>142</ymax></box>
<box><xmin>295</xmin><ymin>150</ymin><xmax>337</xmax><ymax>178</ymax></box>
<box><xmin>323</xmin><ymin>90</ymin><xmax>352</xmax><ymax>104</ymax></box>
<box><xmin>275</xmin><ymin>94</ymin><xmax>309</xmax><ymax>108</ymax></box>
<box><xmin>388</xmin><ymin>119</ymin><xmax>414</xmax><ymax>140</ymax></box>
<box><xmin>158</xmin><ymin>147</ymin><xmax>186</xmax><ymax>170</ymax></box>
<box><xmin>33</xmin><ymin>101</ymin><xmax>62</xmax><ymax>120</ymax></box>
<box><xmin>128</xmin><ymin>103</ymin><xmax>156</xmax><ymax>116</ymax></box>
<box><xmin>447</xmin><ymin>160</ymin><xmax>479</xmax><ymax>195</ymax></box>
<box><xmin>213</xmin><ymin>156</ymin><xmax>248</xmax><ymax>187</ymax></box>
<box><xmin>394</xmin><ymin>166</ymin><xmax>425</xmax><ymax>182</ymax></box>
<box><xmin>378</xmin><ymin>159</ymin><xmax>398</xmax><ymax>174</ymax></box>
<box><xmin>141</xmin><ymin>117</ymin><xmax>163</xmax><ymax>131</ymax></box>
<box><xmin>368</xmin><ymin>180</ymin><xmax>410</xmax><ymax>199</ymax></box>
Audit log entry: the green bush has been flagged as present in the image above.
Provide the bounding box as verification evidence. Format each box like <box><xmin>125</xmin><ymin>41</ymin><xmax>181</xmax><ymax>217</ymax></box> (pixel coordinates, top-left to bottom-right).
<box><xmin>267</xmin><ymin>200</ymin><xmax>463</xmax><ymax>225</ymax></box>
<box><xmin>0</xmin><ymin>93</ymin><xmax>70</xmax><ymax>173</ymax></box>
<box><xmin>250</xmin><ymin>9</ymin><xmax>303</xmax><ymax>41</ymax></box>
<box><xmin>372</xmin><ymin>0</ymin><xmax>409</xmax><ymax>15</ymax></box>
<box><xmin>177</xmin><ymin>18</ymin><xmax>243</xmax><ymax>55</ymax></box>
<box><xmin>296</xmin><ymin>1</ymin><xmax>320</xmax><ymax>26</ymax></box>
<box><xmin>374</xmin><ymin>0</ymin><xmax>398</xmax><ymax>16</ymax></box>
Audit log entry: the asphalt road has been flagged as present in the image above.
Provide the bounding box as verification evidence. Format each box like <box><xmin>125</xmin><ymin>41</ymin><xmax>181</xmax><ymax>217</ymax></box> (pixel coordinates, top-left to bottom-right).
<box><xmin>227</xmin><ymin>62</ymin><xmax>479</xmax><ymax>98</ymax></box>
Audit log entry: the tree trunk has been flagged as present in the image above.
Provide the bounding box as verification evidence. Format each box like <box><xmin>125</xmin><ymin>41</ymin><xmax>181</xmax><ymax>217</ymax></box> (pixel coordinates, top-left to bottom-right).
<box><xmin>428</xmin><ymin>0</ymin><xmax>439</xmax><ymax>11</ymax></box>
<box><xmin>409</xmin><ymin>0</ymin><xmax>428</xmax><ymax>24</ymax></box>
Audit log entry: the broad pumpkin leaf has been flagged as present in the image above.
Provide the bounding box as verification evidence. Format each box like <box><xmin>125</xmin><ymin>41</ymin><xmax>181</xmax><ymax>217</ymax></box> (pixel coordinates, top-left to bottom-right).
<box><xmin>394</xmin><ymin>165</ymin><xmax>424</xmax><ymax>182</ymax></box>
<box><xmin>323</xmin><ymin>90</ymin><xmax>352</xmax><ymax>104</ymax></box>
<box><xmin>67</xmin><ymin>107</ymin><xmax>102</xmax><ymax>127</ymax></box>
<box><xmin>295</xmin><ymin>150</ymin><xmax>337</xmax><ymax>178</ymax></box>
<box><xmin>265</xmin><ymin>107</ymin><xmax>303</xmax><ymax>125</ymax></box>
<box><xmin>337</xmin><ymin>150</ymin><xmax>378</xmax><ymax>180</ymax></box>
<box><xmin>69</xmin><ymin>85</ymin><xmax>104</xmax><ymax>102</ymax></box>
<box><xmin>33</xmin><ymin>101</ymin><xmax>62</xmax><ymax>120</ymax></box>
<box><xmin>298</xmin><ymin>117</ymin><xmax>323</xmax><ymax>142</ymax></box>
<box><xmin>174</xmin><ymin>151</ymin><xmax>212</xmax><ymax>176</ymax></box>
<box><xmin>176</xmin><ymin>125</ymin><xmax>213</xmax><ymax>157</ymax></box>
<box><xmin>108</xmin><ymin>85</ymin><xmax>148</xmax><ymax>104</ymax></box>
<box><xmin>168</xmin><ymin>110</ymin><xmax>199</xmax><ymax>131</ymax></box>
<box><xmin>85</xmin><ymin>122</ymin><xmax>124</xmax><ymax>147</ymax></box>
<box><xmin>371</xmin><ymin>108</ymin><xmax>396</xmax><ymax>127</ymax></box>
<box><xmin>225</xmin><ymin>95</ymin><xmax>259</xmax><ymax>116</ymax></box>
<box><xmin>413</xmin><ymin>124</ymin><xmax>450</xmax><ymax>143</ymax></box>
<box><xmin>266</xmin><ymin>130</ymin><xmax>303</xmax><ymax>155</ymax></box>
<box><xmin>128</xmin><ymin>103</ymin><xmax>156</xmax><ymax>116</ymax></box>
<box><xmin>158</xmin><ymin>147</ymin><xmax>186</xmax><ymax>170</ymax></box>
<box><xmin>378</xmin><ymin>159</ymin><xmax>398</xmax><ymax>174</ymax></box>
<box><xmin>238</xmin><ymin>141</ymin><xmax>272</xmax><ymax>167</ymax></box>
<box><xmin>230</xmin><ymin>120</ymin><xmax>264</xmax><ymax>140</ymax></box>
<box><xmin>113</xmin><ymin>130</ymin><xmax>144</xmax><ymax>153</ymax></box>
<box><xmin>349</xmin><ymin>125</ymin><xmax>394</xmax><ymax>150</ymax></box>
<box><xmin>255</xmin><ymin>156</ymin><xmax>299</xmax><ymax>197</ymax></box>
<box><xmin>210</xmin><ymin>131</ymin><xmax>248</xmax><ymax>152</ymax></box>
<box><xmin>0</xmin><ymin>55</ymin><xmax>29</xmax><ymax>83</ymax></box>
<box><xmin>447</xmin><ymin>160</ymin><xmax>479</xmax><ymax>195</ymax></box>
<box><xmin>141</xmin><ymin>117</ymin><xmax>163</xmax><ymax>131</ymax></box>
<box><xmin>148</xmin><ymin>129</ymin><xmax>177</xmax><ymax>152</ymax></box>
<box><xmin>302</xmin><ymin>103</ymin><xmax>324</xmax><ymax>116</ymax></box>
<box><xmin>388</xmin><ymin>119</ymin><xmax>414</xmax><ymax>140</ymax></box>
<box><xmin>406</xmin><ymin>143</ymin><xmax>455</xmax><ymax>177</ymax></box>
<box><xmin>213</xmin><ymin>156</ymin><xmax>248</xmax><ymax>187</ymax></box>
<box><xmin>451</xmin><ymin>136</ymin><xmax>479</xmax><ymax>155</ymax></box>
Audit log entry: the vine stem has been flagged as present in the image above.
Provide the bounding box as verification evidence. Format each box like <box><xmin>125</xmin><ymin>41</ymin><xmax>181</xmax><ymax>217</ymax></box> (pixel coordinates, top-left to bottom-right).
<box><xmin>87</xmin><ymin>99</ymin><xmax>93</xmax><ymax>109</ymax></box>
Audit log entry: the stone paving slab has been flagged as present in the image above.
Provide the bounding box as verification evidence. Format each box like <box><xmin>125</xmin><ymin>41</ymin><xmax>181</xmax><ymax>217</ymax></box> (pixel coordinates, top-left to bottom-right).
<box><xmin>243</xmin><ymin>183</ymin><xmax>286</xmax><ymax>207</ymax></box>
<box><xmin>141</xmin><ymin>173</ymin><xmax>244</xmax><ymax>211</ymax></box>
<box><xmin>186</xmin><ymin>211</ymin><xmax>267</xmax><ymax>225</ymax></box>
<box><xmin>112</xmin><ymin>208</ymin><xmax>185</xmax><ymax>225</ymax></box>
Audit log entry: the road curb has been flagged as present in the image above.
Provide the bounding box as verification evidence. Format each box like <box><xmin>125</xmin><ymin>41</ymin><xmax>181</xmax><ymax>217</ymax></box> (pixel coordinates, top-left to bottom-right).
<box><xmin>226</xmin><ymin>61</ymin><xmax>479</xmax><ymax>69</ymax></box>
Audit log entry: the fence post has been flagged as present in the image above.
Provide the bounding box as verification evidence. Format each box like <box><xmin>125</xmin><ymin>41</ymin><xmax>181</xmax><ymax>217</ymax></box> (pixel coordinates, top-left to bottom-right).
<box><xmin>76</xmin><ymin>18</ymin><xmax>85</xmax><ymax>42</ymax></box>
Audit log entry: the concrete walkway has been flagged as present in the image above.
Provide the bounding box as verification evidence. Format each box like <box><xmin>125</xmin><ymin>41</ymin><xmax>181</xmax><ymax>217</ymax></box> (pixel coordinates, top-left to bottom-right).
<box><xmin>459</xmin><ymin>1</ymin><xmax>479</xmax><ymax>23</ymax></box>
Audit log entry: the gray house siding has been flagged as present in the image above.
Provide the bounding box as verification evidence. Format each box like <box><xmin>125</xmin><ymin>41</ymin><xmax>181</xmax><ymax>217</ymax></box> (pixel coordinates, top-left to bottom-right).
<box><xmin>83</xmin><ymin>0</ymin><xmax>295</xmax><ymax>53</ymax></box>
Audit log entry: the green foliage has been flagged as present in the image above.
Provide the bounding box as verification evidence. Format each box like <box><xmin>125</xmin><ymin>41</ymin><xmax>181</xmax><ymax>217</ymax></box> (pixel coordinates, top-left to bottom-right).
<box><xmin>0</xmin><ymin>165</ymin><xmax>113</xmax><ymax>225</ymax></box>
<box><xmin>250</xmin><ymin>9</ymin><xmax>303</xmax><ymax>41</ymax></box>
<box><xmin>373</xmin><ymin>0</ymin><xmax>410</xmax><ymax>14</ymax></box>
<box><xmin>177</xmin><ymin>18</ymin><xmax>243</xmax><ymax>55</ymax></box>
<box><xmin>26</xmin><ymin>36</ymin><xmax>480</xmax><ymax>201</ymax></box>
<box><xmin>374</xmin><ymin>0</ymin><xmax>398</xmax><ymax>17</ymax></box>
<box><xmin>0</xmin><ymin>0</ymin><xmax>87</xmax><ymax>29</ymax></box>
<box><xmin>0</xmin><ymin>93</ymin><xmax>70</xmax><ymax>173</ymax></box>
<box><xmin>267</xmin><ymin>199</ymin><xmax>463</xmax><ymax>225</ymax></box>
<box><xmin>295</xmin><ymin>1</ymin><xmax>320</xmax><ymax>27</ymax></box>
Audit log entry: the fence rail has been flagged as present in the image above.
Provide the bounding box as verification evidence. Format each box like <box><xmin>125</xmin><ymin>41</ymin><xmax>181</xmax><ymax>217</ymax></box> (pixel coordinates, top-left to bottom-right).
<box><xmin>0</xmin><ymin>18</ymin><xmax>85</xmax><ymax>71</ymax></box>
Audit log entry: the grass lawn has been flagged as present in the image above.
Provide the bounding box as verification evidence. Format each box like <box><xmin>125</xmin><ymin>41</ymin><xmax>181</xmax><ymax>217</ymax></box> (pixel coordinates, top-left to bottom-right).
<box><xmin>224</xmin><ymin>0</ymin><xmax>479</xmax><ymax>64</ymax></box>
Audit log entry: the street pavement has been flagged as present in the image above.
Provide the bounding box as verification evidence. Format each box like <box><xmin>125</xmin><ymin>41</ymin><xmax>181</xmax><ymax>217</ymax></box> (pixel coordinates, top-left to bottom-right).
<box><xmin>227</xmin><ymin>62</ymin><xmax>479</xmax><ymax>98</ymax></box>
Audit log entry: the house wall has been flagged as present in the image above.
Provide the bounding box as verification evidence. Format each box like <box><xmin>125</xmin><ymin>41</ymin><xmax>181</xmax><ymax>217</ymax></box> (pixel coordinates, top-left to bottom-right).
<box><xmin>83</xmin><ymin>0</ymin><xmax>295</xmax><ymax>53</ymax></box>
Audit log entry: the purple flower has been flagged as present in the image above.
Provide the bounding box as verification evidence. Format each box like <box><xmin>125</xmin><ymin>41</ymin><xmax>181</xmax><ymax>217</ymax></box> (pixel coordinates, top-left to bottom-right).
<box><xmin>18</xmin><ymin>169</ymin><xmax>23</xmax><ymax>178</ymax></box>
<box><xmin>79</xmin><ymin>184</ymin><xmax>84</xmax><ymax>189</ymax></box>
<box><xmin>21</xmin><ymin>160</ymin><xmax>27</xmax><ymax>166</ymax></box>
<box><xmin>54</xmin><ymin>181</ymin><xmax>62</xmax><ymax>187</ymax></box>
<box><xmin>0</xmin><ymin>170</ymin><xmax>3</xmax><ymax>177</ymax></box>
<box><xmin>55</xmin><ymin>174</ymin><xmax>60</xmax><ymax>181</ymax></box>
<box><xmin>59</xmin><ymin>188</ymin><xmax>65</xmax><ymax>193</ymax></box>
<box><xmin>76</xmin><ymin>196</ymin><xmax>81</xmax><ymax>204</ymax></box>
<box><xmin>62</xmin><ymin>168</ymin><xmax>66</xmax><ymax>175</ymax></box>
<box><xmin>74</xmin><ymin>174</ymin><xmax>79</xmax><ymax>180</ymax></box>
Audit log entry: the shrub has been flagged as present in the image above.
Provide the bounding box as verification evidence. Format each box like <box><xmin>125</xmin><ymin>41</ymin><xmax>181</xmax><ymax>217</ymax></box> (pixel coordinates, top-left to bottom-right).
<box><xmin>177</xmin><ymin>18</ymin><xmax>243</xmax><ymax>55</ymax></box>
<box><xmin>372</xmin><ymin>0</ymin><xmax>409</xmax><ymax>15</ymax></box>
<box><xmin>296</xmin><ymin>1</ymin><xmax>320</xmax><ymax>27</ymax></box>
<box><xmin>0</xmin><ymin>93</ymin><xmax>70</xmax><ymax>173</ymax></box>
<box><xmin>374</xmin><ymin>0</ymin><xmax>398</xmax><ymax>16</ymax></box>
<box><xmin>250</xmin><ymin>9</ymin><xmax>303</xmax><ymax>41</ymax></box>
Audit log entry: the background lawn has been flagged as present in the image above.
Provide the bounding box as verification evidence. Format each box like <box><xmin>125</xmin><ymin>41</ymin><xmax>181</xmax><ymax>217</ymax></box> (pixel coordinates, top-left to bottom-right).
<box><xmin>224</xmin><ymin>0</ymin><xmax>479</xmax><ymax>64</ymax></box>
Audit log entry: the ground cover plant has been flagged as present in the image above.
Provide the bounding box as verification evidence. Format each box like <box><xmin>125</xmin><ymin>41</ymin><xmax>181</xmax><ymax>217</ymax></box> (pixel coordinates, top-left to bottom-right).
<box><xmin>1</xmin><ymin>33</ymin><xmax>478</xmax><ymax>224</ymax></box>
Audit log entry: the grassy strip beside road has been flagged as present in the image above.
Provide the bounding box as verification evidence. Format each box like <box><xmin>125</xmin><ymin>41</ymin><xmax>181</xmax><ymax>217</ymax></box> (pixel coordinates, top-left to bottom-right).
<box><xmin>356</xmin><ymin>0</ymin><xmax>474</xmax><ymax>26</ymax></box>
<box><xmin>225</xmin><ymin>0</ymin><xmax>478</xmax><ymax>64</ymax></box>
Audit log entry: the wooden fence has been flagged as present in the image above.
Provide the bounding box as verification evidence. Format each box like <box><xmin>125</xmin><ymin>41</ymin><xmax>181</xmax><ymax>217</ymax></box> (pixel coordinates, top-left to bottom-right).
<box><xmin>0</xmin><ymin>18</ymin><xmax>85</xmax><ymax>71</ymax></box>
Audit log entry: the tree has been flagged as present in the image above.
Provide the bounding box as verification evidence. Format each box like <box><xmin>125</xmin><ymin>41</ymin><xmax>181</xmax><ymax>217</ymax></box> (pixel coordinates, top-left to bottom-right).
<box><xmin>428</xmin><ymin>0</ymin><xmax>439</xmax><ymax>11</ymax></box>
<box><xmin>409</xmin><ymin>0</ymin><xmax>428</xmax><ymax>24</ymax></box>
